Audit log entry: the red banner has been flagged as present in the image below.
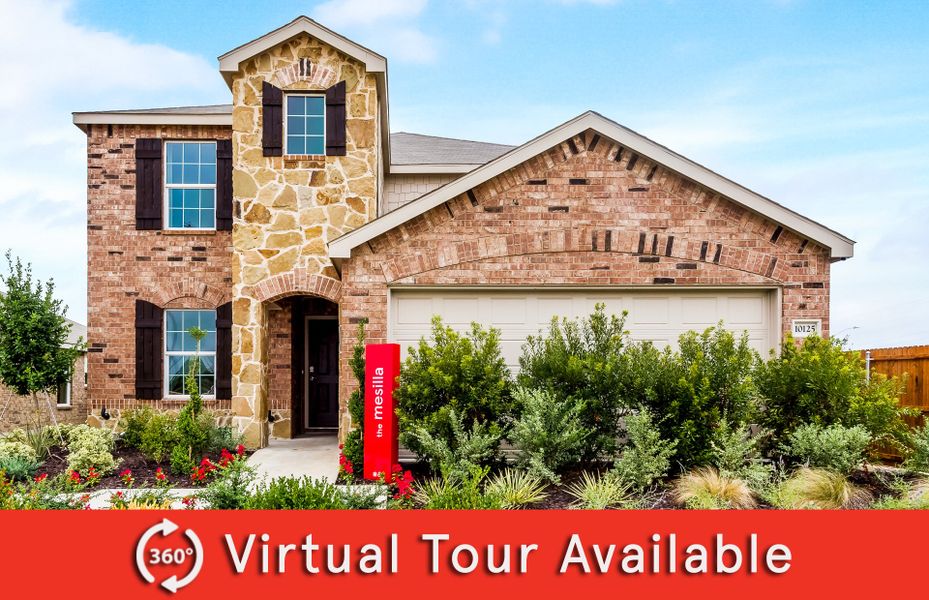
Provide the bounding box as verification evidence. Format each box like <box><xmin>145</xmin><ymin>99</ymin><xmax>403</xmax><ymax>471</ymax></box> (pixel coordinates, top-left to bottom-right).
<box><xmin>363</xmin><ymin>343</ymin><xmax>400</xmax><ymax>480</ymax></box>
<box><xmin>0</xmin><ymin>510</ymin><xmax>926</xmax><ymax>598</ymax></box>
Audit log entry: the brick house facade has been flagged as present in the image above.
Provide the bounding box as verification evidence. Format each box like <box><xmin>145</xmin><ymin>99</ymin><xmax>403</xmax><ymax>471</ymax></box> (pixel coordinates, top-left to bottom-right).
<box><xmin>74</xmin><ymin>17</ymin><xmax>853</xmax><ymax>448</ymax></box>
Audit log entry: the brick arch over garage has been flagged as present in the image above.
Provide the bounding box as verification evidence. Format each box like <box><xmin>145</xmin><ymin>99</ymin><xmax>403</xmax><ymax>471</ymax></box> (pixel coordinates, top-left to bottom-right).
<box><xmin>378</xmin><ymin>227</ymin><xmax>791</xmax><ymax>285</ymax></box>
<box><xmin>154</xmin><ymin>279</ymin><xmax>230</xmax><ymax>307</ymax></box>
<box><xmin>248</xmin><ymin>269</ymin><xmax>343</xmax><ymax>304</ymax></box>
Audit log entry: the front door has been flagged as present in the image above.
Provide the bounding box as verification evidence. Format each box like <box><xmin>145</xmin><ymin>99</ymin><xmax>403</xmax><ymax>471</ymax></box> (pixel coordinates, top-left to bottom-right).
<box><xmin>305</xmin><ymin>318</ymin><xmax>339</xmax><ymax>429</ymax></box>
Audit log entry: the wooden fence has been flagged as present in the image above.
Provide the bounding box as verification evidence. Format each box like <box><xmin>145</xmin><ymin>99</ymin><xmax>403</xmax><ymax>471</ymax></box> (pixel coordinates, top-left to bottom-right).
<box><xmin>860</xmin><ymin>345</ymin><xmax>929</xmax><ymax>423</ymax></box>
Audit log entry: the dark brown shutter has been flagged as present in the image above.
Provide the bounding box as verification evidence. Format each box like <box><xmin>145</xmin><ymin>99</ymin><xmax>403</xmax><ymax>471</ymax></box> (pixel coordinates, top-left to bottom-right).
<box><xmin>262</xmin><ymin>81</ymin><xmax>283</xmax><ymax>156</ymax></box>
<box><xmin>135</xmin><ymin>299</ymin><xmax>163</xmax><ymax>400</ymax></box>
<box><xmin>215</xmin><ymin>301</ymin><xmax>232</xmax><ymax>400</ymax></box>
<box><xmin>325</xmin><ymin>80</ymin><xmax>347</xmax><ymax>156</ymax></box>
<box><xmin>135</xmin><ymin>138</ymin><xmax>163</xmax><ymax>230</ymax></box>
<box><xmin>216</xmin><ymin>139</ymin><xmax>233</xmax><ymax>231</ymax></box>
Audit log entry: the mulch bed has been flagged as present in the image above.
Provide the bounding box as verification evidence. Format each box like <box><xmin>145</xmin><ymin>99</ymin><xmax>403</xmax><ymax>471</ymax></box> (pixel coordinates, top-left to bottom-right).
<box><xmin>37</xmin><ymin>443</ymin><xmax>250</xmax><ymax>489</ymax></box>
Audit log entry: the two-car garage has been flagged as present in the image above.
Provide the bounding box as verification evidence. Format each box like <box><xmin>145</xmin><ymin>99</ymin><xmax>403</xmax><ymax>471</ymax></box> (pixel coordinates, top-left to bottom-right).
<box><xmin>389</xmin><ymin>288</ymin><xmax>780</xmax><ymax>369</ymax></box>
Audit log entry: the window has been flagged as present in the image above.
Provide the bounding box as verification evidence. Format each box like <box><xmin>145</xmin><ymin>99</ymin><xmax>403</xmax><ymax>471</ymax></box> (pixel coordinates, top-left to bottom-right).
<box><xmin>164</xmin><ymin>309</ymin><xmax>217</xmax><ymax>398</ymax></box>
<box><xmin>56</xmin><ymin>380</ymin><xmax>71</xmax><ymax>407</ymax></box>
<box><xmin>165</xmin><ymin>141</ymin><xmax>216</xmax><ymax>229</ymax></box>
<box><xmin>285</xmin><ymin>95</ymin><xmax>325</xmax><ymax>155</ymax></box>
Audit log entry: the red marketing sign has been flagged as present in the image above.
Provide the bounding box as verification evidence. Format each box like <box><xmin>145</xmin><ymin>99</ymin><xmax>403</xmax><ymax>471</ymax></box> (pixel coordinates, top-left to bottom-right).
<box><xmin>363</xmin><ymin>343</ymin><xmax>400</xmax><ymax>480</ymax></box>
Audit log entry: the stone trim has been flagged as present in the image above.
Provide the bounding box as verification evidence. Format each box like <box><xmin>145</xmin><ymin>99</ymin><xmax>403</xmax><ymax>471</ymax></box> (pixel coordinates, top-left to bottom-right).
<box><xmin>153</xmin><ymin>279</ymin><xmax>230</xmax><ymax>307</ymax></box>
<box><xmin>248</xmin><ymin>269</ymin><xmax>343</xmax><ymax>303</ymax></box>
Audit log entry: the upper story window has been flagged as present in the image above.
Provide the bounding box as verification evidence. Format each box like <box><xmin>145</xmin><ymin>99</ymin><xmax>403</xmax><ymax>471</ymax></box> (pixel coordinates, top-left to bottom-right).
<box><xmin>285</xmin><ymin>95</ymin><xmax>325</xmax><ymax>155</ymax></box>
<box><xmin>165</xmin><ymin>141</ymin><xmax>216</xmax><ymax>230</ymax></box>
<box><xmin>164</xmin><ymin>309</ymin><xmax>216</xmax><ymax>398</ymax></box>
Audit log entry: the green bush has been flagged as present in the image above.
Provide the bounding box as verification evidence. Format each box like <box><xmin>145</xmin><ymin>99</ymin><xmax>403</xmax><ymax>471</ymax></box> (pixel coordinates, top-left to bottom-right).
<box><xmin>343</xmin><ymin>321</ymin><xmax>367</xmax><ymax>476</ymax></box>
<box><xmin>405</xmin><ymin>409</ymin><xmax>500</xmax><ymax>482</ymax></box>
<box><xmin>757</xmin><ymin>336</ymin><xmax>907</xmax><ymax>449</ymax></box>
<box><xmin>66</xmin><ymin>425</ymin><xmax>118</xmax><ymax>476</ymax></box>
<box><xmin>0</xmin><ymin>439</ymin><xmax>38</xmax><ymax>463</ymax></box>
<box><xmin>396</xmin><ymin>317</ymin><xmax>513</xmax><ymax>459</ymax></box>
<box><xmin>342</xmin><ymin>428</ymin><xmax>364</xmax><ymax>476</ymax></box>
<box><xmin>781</xmin><ymin>423</ymin><xmax>871</xmax><ymax>475</ymax></box>
<box><xmin>612</xmin><ymin>409</ymin><xmax>677</xmax><ymax>493</ymax></box>
<box><xmin>246</xmin><ymin>476</ymin><xmax>379</xmax><ymax>509</ymax></box>
<box><xmin>485</xmin><ymin>469</ymin><xmax>548</xmax><ymax>509</ymax></box>
<box><xmin>566</xmin><ymin>471</ymin><xmax>633</xmax><ymax>509</ymax></box>
<box><xmin>711</xmin><ymin>421</ymin><xmax>773</xmax><ymax>490</ymax></box>
<box><xmin>903</xmin><ymin>423</ymin><xmax>929</xmax><ymax>473</ymax></box>
<box><xmin>0</xmin><ymin>455</ymin><xmax>41</xmax><ymax>481</ymax></box>
<box><xmin>198</xmin><ymin>457</ymin><xmax>256</xmax><ymax>509</ymax></box>
<box><xmin>414</xmin><ymin>467</ymin><xmax>504</xmax><ymax>509</ymax></box>
<box><xmin>139</xmin><ymin>411</ymin><xmax>179</xmax><ymax>463</ymax></box>
<box><xmin>518</xmin><ymin>304</ymin><xmax>629</xmax><ymax>459</ymax></box>
<box><xmin>508</xmin><ymin>387</ymin><xmax>588</xmax><ymax>483</ymax></box>
<box><xmin>121</xmin><ymin>407</ymin><xmax>154</xmax><ymax>449</ymax></box>
<box><xmin>202</xmin><ymin>416</ymin><xmax>243</xmax><ymax>455</ymax></box>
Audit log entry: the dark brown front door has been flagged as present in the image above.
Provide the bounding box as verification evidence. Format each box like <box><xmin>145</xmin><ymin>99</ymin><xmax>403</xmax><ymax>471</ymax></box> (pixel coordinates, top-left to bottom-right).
<box><xmin>305</xmin><ymin>318</ymin><xmax>339</xmax><ymax>428</ymax></box>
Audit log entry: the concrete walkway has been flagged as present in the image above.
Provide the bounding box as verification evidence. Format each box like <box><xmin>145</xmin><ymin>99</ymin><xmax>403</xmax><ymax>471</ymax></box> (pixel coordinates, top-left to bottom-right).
<box><xmin>246</xmin><ymin>435</ymin><xmax>340</xmax><ymax>483</ymax></box>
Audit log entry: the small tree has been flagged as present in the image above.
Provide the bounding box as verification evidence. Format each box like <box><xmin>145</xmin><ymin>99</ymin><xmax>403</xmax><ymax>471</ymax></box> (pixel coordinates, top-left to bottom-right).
<box><xmin>0</xmin><ymin>252</ymin><xmax>82</xmax><ymax>429</ymax></box>
<box><xmin>341</xmin><ymin>320</ymin><xmax>367</xmax><ymax>477</ymax></box>
<box><xmin>171</xmin><ymin>326</ymin><xmax>209</xmax><ymax>474</ymax></box>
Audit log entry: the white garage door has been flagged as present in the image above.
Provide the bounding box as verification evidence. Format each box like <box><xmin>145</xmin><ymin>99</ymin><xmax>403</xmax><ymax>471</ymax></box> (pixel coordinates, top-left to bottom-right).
<box><xmin>389</xmin><ymin>288</ymin><xmax>778</xmax><ymax>369</ymax></box>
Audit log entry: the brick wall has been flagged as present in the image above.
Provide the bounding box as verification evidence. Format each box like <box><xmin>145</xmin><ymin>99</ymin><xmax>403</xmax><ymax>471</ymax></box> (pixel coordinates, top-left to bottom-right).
<box><xmin>338</xmin><ymin>129</ymin><xmax>832</xmax><ymax>430</ymax></box>
<box><xmin>85</xmin><ymin>124</ymin><xmax>233</xmax><ymax>421</ymax></box>
<box><xmin>383</xmin><ymin>174</ymin><xmax>458</xmax><ymax>212</ymax></box>
<box><xmin>0</xmin><ymin>355</ymin><xmax>87</xmax><ymax>433</ymax></box>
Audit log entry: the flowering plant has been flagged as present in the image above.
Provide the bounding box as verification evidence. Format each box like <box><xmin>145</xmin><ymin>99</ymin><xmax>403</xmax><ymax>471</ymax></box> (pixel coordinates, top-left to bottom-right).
<box><xmin>338</xmin><ymin>444</ymin><xmax>355</xmax><ymax>480</ymax></box>
<box><xmin>378</xmin><ymin>463</ymin><xmax>415</xmax><ymax>508</ymax></box>
<box><xmin>119</xmin><ymin>469</ymin><xmax>134</xmax><ymax>486</ymax></box>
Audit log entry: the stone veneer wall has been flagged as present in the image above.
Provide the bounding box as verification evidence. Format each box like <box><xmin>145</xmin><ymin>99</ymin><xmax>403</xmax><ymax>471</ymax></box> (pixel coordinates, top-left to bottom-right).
<box><xmin>338</xmin><ymin>129</ymin><xmax>832</xmax><ymax>436</ymax></box>
<box><xmin>85</xmin><ymin>124</ymin><xmax>233</xmax><ymax>426</ymax></box>
<box><xmin>0</xmin><ymin>356</ymin><xmax>87</xmax><ymax>433</ymax></box>
<box><xmin>383</xmin><ymin>174</ymin><xmax>458</xmax><ymax>212</ymax></box>
<box><xmin>229</xmin><ymin>33</ymin><xmax>379</xmax><ymax>447</ymax></box>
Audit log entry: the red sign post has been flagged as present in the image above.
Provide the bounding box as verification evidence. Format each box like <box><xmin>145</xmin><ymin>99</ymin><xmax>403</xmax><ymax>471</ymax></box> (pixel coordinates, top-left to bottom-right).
<box><xmin>363</xmin><ymin>343</ymin><xmax>400</xmax><ymax>480</ymax></box>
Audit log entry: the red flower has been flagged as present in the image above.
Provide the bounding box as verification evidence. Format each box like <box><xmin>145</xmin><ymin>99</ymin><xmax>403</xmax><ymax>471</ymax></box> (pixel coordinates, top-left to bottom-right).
<box><xmin>69</xmin><ymin>471</ymin><xmax>81</xmax><ymax>483</ymax></box>
<box><xmin>34</xmin><ymin>474</ymin><xmax>48</xmax><ymax>483</ymax></box>
<box><xmin>155</xmin><ymin>468</ymin><xmax>166</xmax><ymax>481</ymax></box>
<box><xmin>235</xmin><ymin>444</ymin><xmax>246</xmax><ymax>456</ymax></box>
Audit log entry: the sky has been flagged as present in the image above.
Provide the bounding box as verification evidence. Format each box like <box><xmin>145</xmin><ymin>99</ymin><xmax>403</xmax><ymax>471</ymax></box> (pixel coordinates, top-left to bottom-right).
<box><xmin>0</xmin><ymin>0</ymin><xmax>926</xmax><ymax>349</ymax></box>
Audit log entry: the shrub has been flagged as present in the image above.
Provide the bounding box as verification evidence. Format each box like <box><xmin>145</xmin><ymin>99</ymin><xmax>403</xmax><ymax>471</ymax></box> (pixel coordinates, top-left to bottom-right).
<box><xmin>871</xmin><ymin>480</ymin><xmax>929</xmax><ymax>510</ymax></box>
<box><xmin>202</xmin><ymin>416</ymin><xmax>243</xmax><ymax>455</ymax></box>
<box><xmin>121</xmin><ymin>407</ymin><xmax>154</xmax><ymax>449</ymax></box>
<box><xmin>66</xmin><ymin>425</ymin><xmax>118</xmax><ymax>477</ymax></box>
<box><xmin>757</xmin><ymin>336</ymin><xmax>907</xmax><ymax>449</ymax></box>
<box><xmin>518</xmin><ymin>304</ymin><xmax>629</xmax><ymax>458</ymax></box>
<box><xmin>485</xmin><ymin>469</ymin><xmax>548</xmax><ymax>509</ymax></box>
<box><xmin>711</xmin><ymin>421</ymin><xmax>773</xmax><ymax>490</ymax></box>
<box><xmin>23</xmin><ymin>423</ymin><xmax>58</xmax><ymax>459</ymax></box>
<box><xmin>246</xmin><ymin>476</ymin><xmax>380</xmax><ymax>509</ymax></box>
<box><xmin>903</xmin><ymin>423</ymin><xmax>929</xmax><ymax>474</ymax></box>
<box><xmin>782</xmin><ymin>423</ymin><xmax>871</xmax><ymax>475</ymax></box>
<box><xmin>139</xmin><ymin>412</ymin><xmax>178</xmax><ymax>463</ymax></box>
<box><xmin>197</xmin><ymin>455</ymin><xmax>256</xmax><ymax>509</ymax></box>
<box><xmin>566</xmin><ymin>471</ymin><xmax>633</xmax><ymax>509</ymax></box>
<box><xmin>508</xmin><ymin>387</ymin><xmax>588</xmax><ymax>482</ymax></box>
<box><xmin>0</xmin><ymin>455</ymin><xmax>41</xmax><ymax>481</ymax></box>
<box><xmin>341</xmin><ymin>429</ymin><xmax>363</xmax><ymax>479</ymax></box>
<box><xmin>405</xmin><ymin>409</ymin><xmax>500</xmax><ymax>482</ymax></box>
<box><xmin>0</xmin><ymin>439</ymin><xmax>38</xmax><ymax>463</ymax></box>
<box><xmin>672</xmin><ymin>467</ymin><xmax>756</xmax><ymax>509</ymax></box>
<box><xmin>414</xmin><ymin>467</ymin><xmax>504</xmax><ymax>509</ymax></box>
<box><xmin>775</xmin><ymin>468</ymin><xmax>871</xmax><ymax>509</ymax></box>
<box><xmin>396</xmin><ymin>317</ymin><xmax>514</xmax><ymax>459</ymax></box>
<box><xmin>344</xmin><ymin>321</ymin><xmax>367</xmax><ymax>476</ymax></box>
<box><xmin>612</xmin><ymin>409</ymin><xmax>676</xmax><ymax>493</ymax></box>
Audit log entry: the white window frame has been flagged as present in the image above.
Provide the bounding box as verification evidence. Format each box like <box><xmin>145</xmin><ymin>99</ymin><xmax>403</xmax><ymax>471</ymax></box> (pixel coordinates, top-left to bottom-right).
<box><xmin>163</xmin><ymin>309</ymin><xmax>217</xmax><ymax>400</ymax></box>
<box><xmin>163</xmin><ymin>140</ymin><xmax>217</xmax><ymax>231</ymax></box>
<box><xmin>56</xmin><ymin>380</ymin><xmax>71</xmax><ymax>408</ymax></box>
<box><xmin>284</xmin><ymin>93</ymin><xmax>326</xmax><ymax>156</ymax></box>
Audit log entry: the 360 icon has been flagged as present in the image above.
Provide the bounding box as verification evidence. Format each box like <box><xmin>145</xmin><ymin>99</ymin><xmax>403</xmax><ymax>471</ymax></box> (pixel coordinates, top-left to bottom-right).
<box><xmin>135</xmin><ymin>518</ymin><xmax>204</xmax><ymax>593</ymax></box>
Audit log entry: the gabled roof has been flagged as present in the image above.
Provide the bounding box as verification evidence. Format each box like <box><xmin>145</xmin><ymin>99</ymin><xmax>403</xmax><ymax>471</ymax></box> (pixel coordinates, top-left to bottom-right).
<box><xmin>72</xmin><ymin>105</ymin><xmax>233</xmax><ymax>132</ymax></box>
<box><xmin>390</xmin><ymin>132</ymin><xmax>515</xmax><ymax>174</ymax></box>
<box><xmin>218</xmin><ymin>16</ymin><xmax>387</xmax><ymax>87</ymax></box>
<box><xmin>65</xmin><ymin>319</ymin><xmax>87</xmax><ymax>347</ymax></box>
<box><xmin>330</xmin><ymin>111</ymin><xmax>855</xmax><ymax>260</ymax></box>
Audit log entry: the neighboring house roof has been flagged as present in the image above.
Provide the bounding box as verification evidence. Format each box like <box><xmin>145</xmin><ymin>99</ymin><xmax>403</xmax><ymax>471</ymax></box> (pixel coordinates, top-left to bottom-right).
<box><xmin>390</xmin><ymin>132</ymin><xmax>515</xmax><ymax>174</ymax></box>
<box><xmin>65</xmin><ymin>319</ymin><xmax>86</xmax><ymax>348</ymax></box>
<box><xmin>329</xmin><ymin>111</ymin><xmax>856</xmax><ymax>261</ymax></box>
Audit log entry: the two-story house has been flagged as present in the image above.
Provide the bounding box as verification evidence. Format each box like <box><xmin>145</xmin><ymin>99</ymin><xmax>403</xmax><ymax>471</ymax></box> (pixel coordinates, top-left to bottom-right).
<box><xmin>73</xmin><ymin>17</ymin><xmax>854</xmax><ymax>448</ymax></box>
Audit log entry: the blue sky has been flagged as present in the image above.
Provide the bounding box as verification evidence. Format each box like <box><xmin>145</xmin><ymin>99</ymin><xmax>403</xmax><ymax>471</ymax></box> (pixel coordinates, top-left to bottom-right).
<box><xmin>1</xmin><ymin>0</ymin><xmax>927</xmax><ymax>348</ymax></box>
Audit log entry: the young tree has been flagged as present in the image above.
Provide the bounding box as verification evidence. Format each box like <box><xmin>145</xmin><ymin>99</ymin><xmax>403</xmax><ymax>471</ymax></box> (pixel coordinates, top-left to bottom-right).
<box><xmin>0</xmin><ymin>252</ymin><xmax>83</xmax><ymax>424</ymax></box>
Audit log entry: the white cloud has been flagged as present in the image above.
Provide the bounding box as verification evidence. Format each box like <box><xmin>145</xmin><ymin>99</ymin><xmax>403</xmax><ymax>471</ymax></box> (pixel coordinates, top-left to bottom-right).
<box><xmin>312</xmin><ymin>0</ymin><xmax>438</xmax><ymax>63</ymax></box>
<box><xmin>0</xmin><ymin>0</ymin><xmax>225</xmax><ymax>322</ymax></box>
